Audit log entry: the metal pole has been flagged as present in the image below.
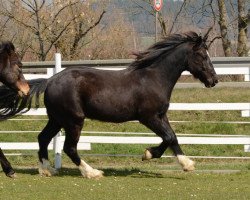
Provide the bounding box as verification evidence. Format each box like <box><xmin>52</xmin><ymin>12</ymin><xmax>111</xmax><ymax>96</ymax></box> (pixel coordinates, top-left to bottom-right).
<box><xmin>53</xmin><ymin>53</ymin><xmax>62</xmax><ymax>169</ymax></box>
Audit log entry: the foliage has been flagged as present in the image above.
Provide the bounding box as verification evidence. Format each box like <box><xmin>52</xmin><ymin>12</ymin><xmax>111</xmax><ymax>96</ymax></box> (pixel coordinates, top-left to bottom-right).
<box><xmin>0</xmin><ymin>0</ymin><xmax>140</xmax><ymax>61</ymax></box>
<box><xmin>0</xmin><ymin>0</ymin><xmax>248</xmax><ymax>60</ymax></box>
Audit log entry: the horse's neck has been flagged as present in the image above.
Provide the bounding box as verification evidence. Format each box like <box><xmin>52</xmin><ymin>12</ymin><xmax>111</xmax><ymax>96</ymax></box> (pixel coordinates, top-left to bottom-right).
<box><xmin>158</xmin><ymin>50</ymin><xmax>187</xmax><ymax>93</ymax></box>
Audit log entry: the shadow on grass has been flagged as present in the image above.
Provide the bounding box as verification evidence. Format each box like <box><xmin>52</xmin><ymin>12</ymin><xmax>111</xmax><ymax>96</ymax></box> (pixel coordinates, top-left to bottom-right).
<box><xmin>14</xmin><ymin>167</ymin><xmax>185</xmax><ymax>180</ymax></box>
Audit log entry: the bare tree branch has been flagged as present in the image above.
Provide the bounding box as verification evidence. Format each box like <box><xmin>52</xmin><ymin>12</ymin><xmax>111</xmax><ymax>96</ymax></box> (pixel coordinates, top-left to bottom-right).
<box><xmin>0</xmin><ymin>18</ymin><xmax>10</xmax><ymax>37</ymax></box>
<box><xmin>207</xmin><ymin>36</ymin><xmax>221</xmax><ymax>48</ymax></box>
<box><xmin>70</xmin><ymin>10</ymin><xmax>106</xmax><ymax>58</ymax></box>
<box><xmin>169</xmin><ymin>0</ymin><xmax>187</xmax><ymax>34</ymax></box>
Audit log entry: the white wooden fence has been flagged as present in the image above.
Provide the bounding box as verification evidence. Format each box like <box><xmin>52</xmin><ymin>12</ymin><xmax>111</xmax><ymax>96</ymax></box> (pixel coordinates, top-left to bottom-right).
<box><xmin>1</xmin><ymin>54</ymin><xmax>250</xmax><ymax>169</ymax></box>
<box><xmin>23</xmin><ymin>56</ymin><xmax>250</xmax><ymax>81</ymax></box>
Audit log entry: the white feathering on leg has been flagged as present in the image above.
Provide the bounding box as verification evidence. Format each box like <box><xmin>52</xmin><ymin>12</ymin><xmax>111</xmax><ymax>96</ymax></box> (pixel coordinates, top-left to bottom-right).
<box><xmin>177</xmin><ymin>155</ymin><xmax>195</xmax><ymax>171</ymax></box>
<box><xmin>38</xmin><ymin>159</ymin><xmax>58</xmax><ymax>176</ymax></box>
<box><xmin>79</xmin><ymin>160</ymin><xmax>104</xmax><ymax>179</ymax></box>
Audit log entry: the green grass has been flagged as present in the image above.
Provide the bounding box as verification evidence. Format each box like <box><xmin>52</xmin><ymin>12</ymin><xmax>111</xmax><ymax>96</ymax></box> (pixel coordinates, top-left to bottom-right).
<box><xmin>171</xmin><ymin>87</ymin><xmax>250</xmax><ymax>103</ymax></box>
<box><xmin>0</xmin><ymin>166</ymin><xmax>250</xmax><ymax>200</ymax></box>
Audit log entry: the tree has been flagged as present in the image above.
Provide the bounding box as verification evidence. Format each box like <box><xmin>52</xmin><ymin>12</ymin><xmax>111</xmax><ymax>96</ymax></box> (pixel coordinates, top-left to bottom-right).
<box><xmin>0</xmin><ymin>0</ymin><xmax>106</xmax><ymax>61</ymax></box>
<box><xmin>217</xmin><ymin>0</ymin><xmax>232</xmax><ymax>56</ymax></box>
<box><xmin>54</xmin><ymin>2</ymin><xmax>138</xmax><ymax>60</ymax></box>
<box><xmin>54</xmin><ymin>2</ymin><xmax>106</xmax><ymax>60</ymax></box>
<box><xmin>131</xmin><ymin>0</ymin><xmax>249</xmax><ymax>56</ymax></box>
<box><xmin>85</xmin><ymin>9</ymin><xmax>139</xmax><ymax>59</ymax></box>
<box><xmin>191</xmin><ymin>0</ymin><xmax>249</xmax><ymax>56</ymax></box>
<box><xmin>237</xmin><ymin>0</ymin><xmax>248</xmax><ymax>56</ymax></box>
<box><xmin>131</xmin><ymin>0</ymin><xmax>187</xmax><ymax>37</ymax></box>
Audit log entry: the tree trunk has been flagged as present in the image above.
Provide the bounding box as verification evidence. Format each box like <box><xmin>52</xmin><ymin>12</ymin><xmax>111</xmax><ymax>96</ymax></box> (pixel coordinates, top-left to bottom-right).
<box><xmin>157</xmin><ymin>12</ymin><xmax>167</xmax><ymax>37</ymax></box>
<box><xmin>237</xmin><ymin>0</ymin><xmax>248</xmax><ymax>57</ymax></box>
<box><xmin>217</xmin><ymin>0</ymin><xmax>232</xmax><ymax>57</ymax></box>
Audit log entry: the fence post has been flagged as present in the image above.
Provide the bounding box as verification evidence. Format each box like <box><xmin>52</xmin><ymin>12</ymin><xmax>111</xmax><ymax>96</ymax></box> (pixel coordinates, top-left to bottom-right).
<box><xmin>244</xmin><ymin>67</ymin><xmax>250</xmax><ymax>81</ymax></box>
<box><xmin>241</xmin><ymin>111</ymin><xmax>250</xmax><ymax>117</ymax></box>
<box><xmin>53</xmin><ymin>53</ymin><xmax>62</xmax><ymax>169</ymax></box>
<box><xmin>245</xmin><ymin>54</ymin><xmax>250</xmax><ymax>81</ymax></box>
<box><xmin>47</xmin><ymin>68</ymin><xmax>54</xmax><ymax>78</ymax></box>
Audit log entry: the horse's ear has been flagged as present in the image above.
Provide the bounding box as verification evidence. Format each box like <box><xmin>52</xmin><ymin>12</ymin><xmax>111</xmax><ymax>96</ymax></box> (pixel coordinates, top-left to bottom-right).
<box><xmin>192</xmin><ymin>36</ymin><xmax>203</xmax><ymax>51</ymax></box>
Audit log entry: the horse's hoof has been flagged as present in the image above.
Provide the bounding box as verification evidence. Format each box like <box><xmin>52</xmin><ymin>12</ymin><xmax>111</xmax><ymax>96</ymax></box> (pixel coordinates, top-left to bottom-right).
<box><xmin>39</xmin><ymin>168</ymin><xmax>51</xmax><ymax>177</ymax></box>
<box><xmin>177</xmin><ymin>155</ymin><xmax>195</xmax><ymax>172</ymax></box>
<box><xmin>6</xmin><ymin>172</ymin><xmax>17</xmax><ymax>178</ymax></box>
<box><xmin>38</xmin><ymin>168</ymin><xmax>58</xmax><ymax>177</ymax></box>
<box><xmin>142</xmin><ymin>149</ymin><xmax>152</xmax><ymax>161</ymax></box>
<box><xmin>79</xmin><ymin>159</ymin><xmax>104</xmax><ymax>179</ymax></box>
<box><xmin>84</xmin><ymin>169</ymin><xmax>104</xmax><ymax>179</ymax></box>
<box><xmin>39</xmin><ymin>159</ymin><xmax>58</xmax><ymax>177</ymax></box>
<box><xmin>183</xmin><ymin>160</ymin><xmax>195</xmax><ymax>172</ymax></box>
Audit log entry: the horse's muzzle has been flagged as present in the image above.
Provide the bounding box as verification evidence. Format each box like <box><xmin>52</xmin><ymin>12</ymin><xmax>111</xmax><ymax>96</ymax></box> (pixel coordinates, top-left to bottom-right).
<box><xmin>16</xmin><ymin>81</ymin><xmax>30</xmax><ymax>97</ymax></box>
<box><xmin>205</xmin><ymin>76</ymin><xmax>218</xmax><ymax>88</ymax></box>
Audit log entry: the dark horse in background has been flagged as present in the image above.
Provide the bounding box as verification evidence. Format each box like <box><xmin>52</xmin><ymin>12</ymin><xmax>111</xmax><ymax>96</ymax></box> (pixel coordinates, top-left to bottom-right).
<box><xmin>0</xmin><ymin>41</ymin><xmax>30</xmax><ymax>177</ymax></box>
<box><xmin>0</xmin><ymin>31</ymin><xmax>218</xmax><ymax>178</ymax></box>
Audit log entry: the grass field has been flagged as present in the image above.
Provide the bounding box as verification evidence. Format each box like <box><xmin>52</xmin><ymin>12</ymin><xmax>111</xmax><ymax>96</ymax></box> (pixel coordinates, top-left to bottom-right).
<box><xmin>0</xmin><ymin>87</ymin><xmax>249</xmax><ymax>199</ymax></box>
<box><xmin>1</xmin><ymin>164</ymin><xmax>250</xmax><ymax>200</ymax></box>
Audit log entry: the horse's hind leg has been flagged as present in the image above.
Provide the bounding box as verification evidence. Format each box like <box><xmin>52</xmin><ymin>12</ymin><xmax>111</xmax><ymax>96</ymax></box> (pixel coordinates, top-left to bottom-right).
<box><xmin>140</xmin><ymin>115</ymin><xmax>195</xmax><ymax>171</ymax></box>
<box><xmin>0</xmin><ymin>148</ymin><xmax>16</xmax><ymax>178</ymax></box>
<box><xmin>63</xmin><ymin>122</ymin><xmax>104</xmax><ymax>179</ymax></box>
<box><xmin>38</xmin><ymin>119</ymin><xmax>61</xmax><ymax>176</ymax></box>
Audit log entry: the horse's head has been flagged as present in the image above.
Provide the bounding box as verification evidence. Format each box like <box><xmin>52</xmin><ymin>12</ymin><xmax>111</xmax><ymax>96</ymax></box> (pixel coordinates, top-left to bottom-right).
<box><xmin>186</xmin><ymin>34</ymin><xmax>218</xmax><ymax>88</ymax></box>
<box><xmin>0</xmin><ymin>42</ymin><xmax>30</xmax><ymax>96</ymax></box>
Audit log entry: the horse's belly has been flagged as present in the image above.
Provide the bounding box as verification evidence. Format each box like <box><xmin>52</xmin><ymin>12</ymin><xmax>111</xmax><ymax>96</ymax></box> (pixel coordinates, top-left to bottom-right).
<box><xmin>84</xmin><ymin>101</ymin><xmax>136</xmax><ymax>123</ymax></box>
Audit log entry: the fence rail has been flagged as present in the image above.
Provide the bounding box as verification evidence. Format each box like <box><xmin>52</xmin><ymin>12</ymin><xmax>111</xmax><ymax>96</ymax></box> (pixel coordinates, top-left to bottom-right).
<box><xmin>21</xmin><ymin>103</ymin><xmax>250</xmax><ymax>117</ymax></box>
<box><xmin>22</xmin><ymin>57</ymin><xmax>250</xmax><ymax>81</ymax></box>
<box><xmin>1</xmin><ymin>54</ymin><xmax>250</xmax><ymax>169</ymax></box>
<box><xmin>3</xmin><ymin>102</ymin><xmax>250</xmax><ymax>168</ymax></box>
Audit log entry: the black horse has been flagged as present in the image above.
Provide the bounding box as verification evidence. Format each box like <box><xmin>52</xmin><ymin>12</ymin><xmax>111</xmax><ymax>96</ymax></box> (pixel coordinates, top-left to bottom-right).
<box><xmin>0</xmin><ymin>41</ymin><xmax>30</xmax><ymax>178</ymax></box>
<box><xmin>0</xmin><ymin>32</ymin><xmax>218</xmax><ymax>178</ymax></box>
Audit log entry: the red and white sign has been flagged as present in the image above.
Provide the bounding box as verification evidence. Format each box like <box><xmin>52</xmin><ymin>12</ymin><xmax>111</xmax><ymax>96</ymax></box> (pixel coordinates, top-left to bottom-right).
<box><xmin>153</xmin><ymin>0</ymin><xmax>163</xmax><ymax>12</ymax></box>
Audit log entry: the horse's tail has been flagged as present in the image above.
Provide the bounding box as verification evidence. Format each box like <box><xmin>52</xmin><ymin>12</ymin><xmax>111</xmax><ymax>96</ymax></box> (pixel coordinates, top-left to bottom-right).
<box><xmin>0</xmin><ymin>78</ymin><xmax>48</xmax><ymax>120</ymax></box>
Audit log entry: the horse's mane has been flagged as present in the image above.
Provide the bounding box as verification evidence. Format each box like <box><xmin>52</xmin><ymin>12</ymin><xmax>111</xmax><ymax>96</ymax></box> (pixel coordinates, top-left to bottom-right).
<box><xmin>129</xmin><ymin>31</ymin><xmax>201</xmax><ymax>70</ymax></box>
<box><xmin>0</xmin><ymin>41</ymin><xmax>15</xmax><ymax>54</ymax></box>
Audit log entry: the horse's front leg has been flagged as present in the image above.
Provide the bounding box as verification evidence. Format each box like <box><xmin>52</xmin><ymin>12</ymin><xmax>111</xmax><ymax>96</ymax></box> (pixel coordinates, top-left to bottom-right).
<box><xmin>140</xmin><ymin>116</ymin><xmax>195</xmax><ymax>172</ymax></box>
<box><xmin>0</xmin><ymin>148</ymin><xmax>16</xmax><ymax>178</ymax></box>
<box><xmin>170</xmin><ymin>137</ymin><xmax>195</xmax><ymax>172</ymax></box>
